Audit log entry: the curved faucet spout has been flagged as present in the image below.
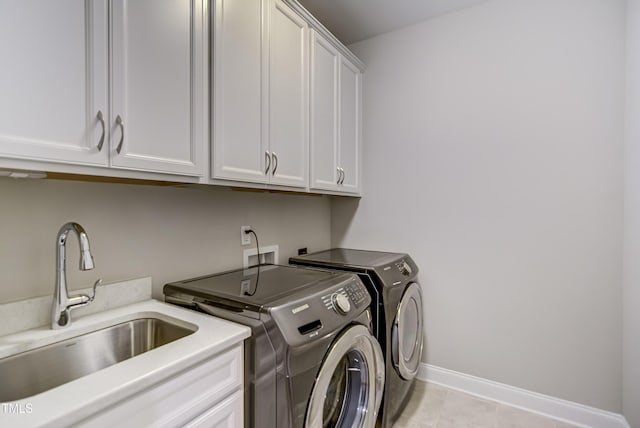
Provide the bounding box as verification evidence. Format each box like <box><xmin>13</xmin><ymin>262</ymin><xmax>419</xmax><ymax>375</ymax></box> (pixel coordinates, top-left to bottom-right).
<box><xmin>52</xmin><ymin>222</ymin><xmax>100</xmax><ymax>329</ymax></box>
<box><xmin>56</xmin><ymin>222</ymin><xmax>94</xmax><ymax>272</ymax></box>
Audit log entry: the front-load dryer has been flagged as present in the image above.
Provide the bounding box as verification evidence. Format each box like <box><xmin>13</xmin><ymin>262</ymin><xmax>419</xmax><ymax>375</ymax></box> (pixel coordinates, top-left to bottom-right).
<box><xmin>290</xmin><ymin>249</ymin><xmax>424</xmax><ymax>428</ymax></box>
<box><xmin>164</xmin><ymin>264</ymin><xmax>385</xmax><ymax>428</ymax></box>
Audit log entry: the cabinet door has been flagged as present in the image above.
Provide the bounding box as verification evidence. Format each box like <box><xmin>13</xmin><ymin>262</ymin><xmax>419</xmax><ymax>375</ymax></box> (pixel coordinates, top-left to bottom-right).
<box><xmin>268</xmin><ymin>0</ymin><xmax>308</xmax><ymax>188</ymax></box>
<box><xmin>309</xmin><ymin>31</ymin><xmax>339</xmax><ymax>191</ymax></box>
<box><xmin>338</xmin><ymin>57</ymin><xmax>362</xmax><ymax>194</ymax></box>
<box><xmin>110</xmin><ymin>0</ymin><xmax>204</xmax><ymax>176</ymax></box>
<box><xmin>0</xmin><ymin>0</ymin><xmax>109</xmax><ymax>167</ymax></box>
<box><xmin>212</xmin><ymin>0</ymin><xmax>268</xmax><ymax>184</ymax></box>
<box><xmin>78</xmin><ymin>345</ymin><xmax>244</xmax><ymax>427</ymax></box>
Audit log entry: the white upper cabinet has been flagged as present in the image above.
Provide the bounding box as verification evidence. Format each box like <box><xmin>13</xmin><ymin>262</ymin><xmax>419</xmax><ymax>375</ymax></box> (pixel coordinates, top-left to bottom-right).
<box><xmin>1</xmin><ymin>0</ymin><xmax>359</xmax><ymax>192</ymax></box>
<box><xmin>309</xmin><ymin>32</ymin><xmax>339</xmax><ymax>190</ymax></box>
<box><xmin>0</xmin><ymin>1</ymin><xmax>109</xmax><ymax>167</ymax></box>
<box><xmin>212</xmin><ymin>0</ymin><xmax>309</xmax><ymax>189</ymax></box>
<box><xmin>309</xmin><ymin>29</ymin><xmax>362</xmax><ymax>194</ymax></box>
<box><xmin>0</xmin><ymin>0</ymin><xmax>204</xmax><ymax>178</ymax></box>
<box><xmin>338</xmin><ymin>57</ymin><xmax>362</xmax><ymax>193</ymax></box>
<box><xmin>268</xmin><ymin>0</ymin><xmax>308</xmax><ymax>187</ymax></box>
<box><xmin>110</xmin><ymin>0</ymin><xmax>205</xmax><ymax>176</ymax></box>
<box><xmin>212</xmin><ymin>0</ymin><xmax>267</xmax><ymax>183</ymax></box>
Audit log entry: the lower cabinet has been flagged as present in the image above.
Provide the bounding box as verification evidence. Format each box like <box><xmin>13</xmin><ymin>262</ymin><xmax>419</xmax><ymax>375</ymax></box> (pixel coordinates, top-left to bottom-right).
<box><xmin>77</xmin><ymin>345</ymin><xmax>243</xmax><ymax>428</ymax></box>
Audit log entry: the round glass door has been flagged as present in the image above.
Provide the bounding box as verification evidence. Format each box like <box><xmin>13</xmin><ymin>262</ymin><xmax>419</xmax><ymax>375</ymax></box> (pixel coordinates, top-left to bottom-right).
<box><xmin>391</xmin><ymin>282</ymin><xmax>424</xmax><ymax>380</ymax></box>
<box><xmin>305</xmin><ymin>325</ymin><xmax>385</xmax><ymax>428</ymax></box>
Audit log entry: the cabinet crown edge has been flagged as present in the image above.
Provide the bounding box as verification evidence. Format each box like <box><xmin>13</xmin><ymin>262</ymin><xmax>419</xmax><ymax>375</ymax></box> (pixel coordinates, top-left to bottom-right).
<box><xmin>282</xmin><ymin>0</ymin><xmax>366</xmax><ymax>71</ymax></box>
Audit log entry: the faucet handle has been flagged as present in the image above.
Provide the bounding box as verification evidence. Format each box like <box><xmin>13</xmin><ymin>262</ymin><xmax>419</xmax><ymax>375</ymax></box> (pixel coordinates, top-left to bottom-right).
<box><xmin>88</xmin><ymin>278</ymin><xmax>102</xmax><ymax>302</ymax></box>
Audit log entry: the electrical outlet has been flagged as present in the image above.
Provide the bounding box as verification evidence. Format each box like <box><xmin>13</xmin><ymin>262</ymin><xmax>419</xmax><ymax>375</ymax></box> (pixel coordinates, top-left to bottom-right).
<box><xmin>240</xmin><ymin>279</ymin><xmax>251</xmax><ymax>295</ymax></box>
<box><xmin>241</xmin><ymin>226</ymin><xmax>251</xmax><ymax>245</ymax></box>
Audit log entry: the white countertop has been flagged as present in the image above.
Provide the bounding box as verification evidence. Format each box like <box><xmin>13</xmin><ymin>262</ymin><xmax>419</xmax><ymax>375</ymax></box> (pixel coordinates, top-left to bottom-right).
<box><xmin>0</xmin><ymin>299</ymin><xmax>251</xmax><ymax>427</ymax></box>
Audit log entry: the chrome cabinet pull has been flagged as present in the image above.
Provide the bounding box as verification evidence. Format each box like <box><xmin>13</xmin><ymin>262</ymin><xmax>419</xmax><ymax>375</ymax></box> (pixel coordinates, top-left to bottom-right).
<box><xmin>337</xmin><ymin>166</ymin><xmax>341</xmax><ymax>185</ymax></box>
<box><xmin>340</xmin><ymin>168</ymin><xmax>346</xmax><ymax>185</ymax></box>
<box><xmin>115</xmin><ymin>115</ymin><xmax>124</xmax><ymax>154</ymax></box>
<box><xmin>272</xmin><ymin>152</ymin><xmax>278</xmax><ymax>175</ymax></box>
<box><xmin>96</xmin><ymin>111</ymin><xmax>105</xmax><ymax>151</ymax></box>
<box><xmin>265</xmin><ymin>151</ymin><xmax>271</xmax><ymax>174</ymax></box>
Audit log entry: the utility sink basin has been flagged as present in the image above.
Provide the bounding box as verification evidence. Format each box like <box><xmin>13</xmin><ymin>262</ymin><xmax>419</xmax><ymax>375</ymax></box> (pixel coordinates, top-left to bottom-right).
<box><xmin>0</xmin><ymin>317</ymin><xmax>196</xmax><ymax>402</ymax></box>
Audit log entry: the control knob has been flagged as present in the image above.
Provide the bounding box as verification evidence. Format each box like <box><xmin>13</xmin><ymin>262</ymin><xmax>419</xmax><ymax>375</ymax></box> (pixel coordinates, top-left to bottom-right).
<box><xmin>331</xmin><ymin>293</ymin><xmax>351</xmax><ymax>315</ymax></box>
<box><xmin>398</xmin><ymin>261</ymin><xmax>412</xmax><ymax>276</ymax></box>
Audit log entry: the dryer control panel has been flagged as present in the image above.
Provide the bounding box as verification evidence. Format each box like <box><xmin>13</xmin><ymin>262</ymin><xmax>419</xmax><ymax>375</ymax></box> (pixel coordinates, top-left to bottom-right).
<box><xmin>396</xmin><ymin>260</ymin><xmax>413</xmax><ymax>276</ymax></box>
<box><xmin>375</xmin><ymin>256</ymin><xmax>419</xmax><ymax>289</ymax></box>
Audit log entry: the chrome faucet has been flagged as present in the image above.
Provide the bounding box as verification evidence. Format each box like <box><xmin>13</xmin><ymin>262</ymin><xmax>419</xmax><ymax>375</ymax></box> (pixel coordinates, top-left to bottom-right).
<box><xmin>51</xmin><ymin>222</ymin><xmax>101</xmax><ymax>329</ymax></box>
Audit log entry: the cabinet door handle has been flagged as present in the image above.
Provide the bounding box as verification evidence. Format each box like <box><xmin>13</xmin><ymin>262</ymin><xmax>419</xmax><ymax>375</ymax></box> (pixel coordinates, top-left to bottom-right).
<box><xmin>265</xmin><ymin>151</ymin><xmax>271</xmax><ymax>174</ymax></box>
<box><xmin>271</xmin><ymin>152</ymin><xmax>278</xmax><ymax>175</ymax></box>
<box><xmin>336</xmin><ymin>166</ymin><xmax>341</xmax><ymax>185</ymax></box>
<box><xmin>340</xmin><ymin>168</ymin><xmax>346</xmax><ymax>185</ymax></box>
<box><xmin>115</xmin><ymin>115</ymin><xmax>124</xmax><ymax>154</ymax></box>
<box><xmin>96</xmin><ymin>111</ymin><xmax>105</xmax><ymax>152</ymax></box>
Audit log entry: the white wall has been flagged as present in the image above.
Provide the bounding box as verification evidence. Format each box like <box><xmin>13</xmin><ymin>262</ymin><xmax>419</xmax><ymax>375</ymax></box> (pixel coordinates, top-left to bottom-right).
<box><xmin>333</xmin><ymin>0</ymin><xmax>625</xmax><ymax>411</ymax></box>
<box><xmin>0</xmin><ymin>178</ymin><xmax>330</xmax><ymax>303</ymax></box>
<box><xmin>624</xmin><ymin>0</ymin><xmax>640</xmax><ymax>426</ymax></box>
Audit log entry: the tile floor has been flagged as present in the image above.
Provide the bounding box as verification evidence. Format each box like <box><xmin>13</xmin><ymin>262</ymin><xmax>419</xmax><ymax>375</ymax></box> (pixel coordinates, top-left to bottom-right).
<box><xmin>392</xmin><ymin>381</ymin><xmax>577</xmax><ymax>428</ymax></box>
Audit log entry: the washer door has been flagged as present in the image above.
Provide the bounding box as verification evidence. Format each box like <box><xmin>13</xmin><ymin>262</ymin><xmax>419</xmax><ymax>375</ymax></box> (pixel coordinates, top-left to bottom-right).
<box><xmin>305</xmin><ymin>325</ymin><xmax>385</xmax><ymax>428</ymax></box>
<box><xmin>391</xmin><ymin>282</ymin><xmax>424</xmax><ymax>380</ymax></box>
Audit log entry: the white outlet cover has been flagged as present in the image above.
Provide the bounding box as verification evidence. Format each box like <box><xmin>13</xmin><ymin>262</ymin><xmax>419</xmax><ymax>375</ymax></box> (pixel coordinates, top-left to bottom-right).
<box><xmin>240</xmin><ymin>279</ymin><xmax>251</xmax><ymax>294</ymax></box>
<box><xmin>241</xmin><ymin>226</ymin><xmax>251</xmax><ymax>245</ymax></box>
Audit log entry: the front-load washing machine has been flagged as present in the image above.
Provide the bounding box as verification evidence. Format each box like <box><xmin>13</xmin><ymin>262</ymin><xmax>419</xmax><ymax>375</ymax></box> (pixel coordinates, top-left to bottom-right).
<box><xmin>164</xmin><ymin>264</ymin><xmax>385</xmax><ymax>428</ymax></box>
<box><xmin>290</xmin><ymin>249</ymin><xmax>424</xmax><ymax>427</ymax></box>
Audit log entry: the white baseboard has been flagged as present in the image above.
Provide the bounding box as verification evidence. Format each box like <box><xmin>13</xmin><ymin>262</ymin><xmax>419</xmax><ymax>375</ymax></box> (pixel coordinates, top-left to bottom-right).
<box><xmin>417</xmin><ymin>363</ymin><xmax>630</xmax><ymax>428</ymax></box>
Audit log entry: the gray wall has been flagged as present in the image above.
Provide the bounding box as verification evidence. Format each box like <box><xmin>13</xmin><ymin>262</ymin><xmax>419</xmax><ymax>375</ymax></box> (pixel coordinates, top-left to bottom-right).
<box><xmin>0</xmin><ymin>178</ymin><xmax>331</xmax><ymax>303</ymax></box>
<box><xmin>333</xmin><ymin>0</ymin><xmax>625</xmax><ymax>412</ymax></box>
<box><xmin>624</xmin><ymin>0</ymin><xmax>640</xmax><ymax>426</ymax></box>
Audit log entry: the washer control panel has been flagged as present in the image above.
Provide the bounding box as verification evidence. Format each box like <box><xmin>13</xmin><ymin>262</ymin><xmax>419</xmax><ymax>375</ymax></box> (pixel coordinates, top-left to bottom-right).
<box><xmin>331</xmin><ymin>293</ymin><xmax>351</xmax><ymax>315</ymax></box>
<box><xmin>271</xmin><ymin>273</ymin><xmax>372</xmax><ymax>347</ymax></box>
<box><xmin>343</xmin><ymin>280</ymin><xmax>368</xmax><ymax>308</ymax></box>
<box><xmin>321</xmin><ymin>278</ymin><xmax>368</xmax><ymax>314</ymax></box>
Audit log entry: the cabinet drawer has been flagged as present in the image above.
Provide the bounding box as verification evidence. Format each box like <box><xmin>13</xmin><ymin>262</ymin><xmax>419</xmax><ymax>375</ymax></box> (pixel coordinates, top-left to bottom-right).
<box><xmin>184</xmin><ymin>390</ymin><xmax>243</xmax><ymax>428</ymax></box>
<box><xmin>77</xmin><ymin>345</ymin><xmax>243</xmax><ymax>428</ymax></box>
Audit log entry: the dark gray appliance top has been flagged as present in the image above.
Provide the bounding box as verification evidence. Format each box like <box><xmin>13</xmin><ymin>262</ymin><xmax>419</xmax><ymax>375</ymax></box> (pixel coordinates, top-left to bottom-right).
<box><xmin>164</xmin><ymin>264</ymin><xmax>372</xmax><ymax>348</ymax></box>
<box><xmin>290</xmin><ymin>248</ymin><xmax>419</xmax><ymax>287</ymax></box>
<box><xmin>164</xmin><ymin>264</ymin><xmax>347</xmax><ymax>310</ymax></box>
<box><xmin>290</xmin><ymin>248</ymin><xmax>405</xmax><ymax>269</ymax></box>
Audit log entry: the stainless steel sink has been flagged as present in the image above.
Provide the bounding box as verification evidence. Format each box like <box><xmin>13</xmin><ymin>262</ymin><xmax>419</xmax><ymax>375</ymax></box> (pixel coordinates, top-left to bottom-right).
<box><xmin>0</xmin><ymin>317</ymin><xmax>196</xmax><ymax>402</ymax></box>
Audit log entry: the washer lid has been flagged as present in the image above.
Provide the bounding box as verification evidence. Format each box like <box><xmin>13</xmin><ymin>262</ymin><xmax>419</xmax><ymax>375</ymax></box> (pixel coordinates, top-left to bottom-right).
<box><xmin>164</xmin><ymin>264</ymin><xmax>341</xmax><ymax>310</ymax></box>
